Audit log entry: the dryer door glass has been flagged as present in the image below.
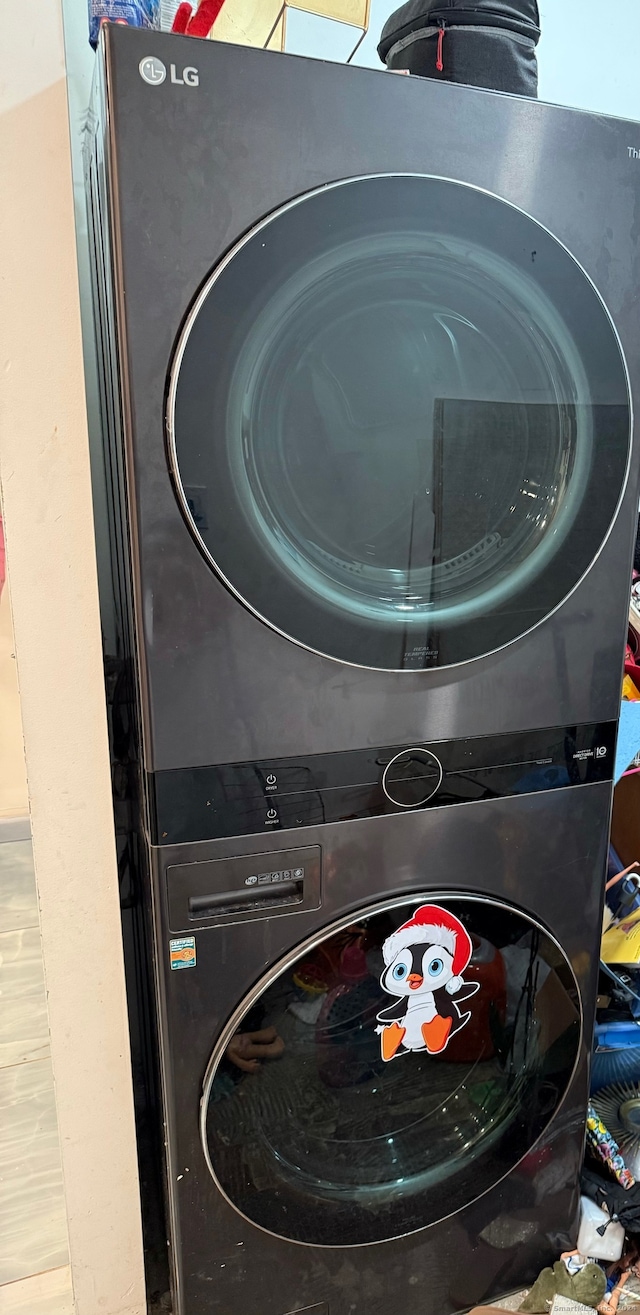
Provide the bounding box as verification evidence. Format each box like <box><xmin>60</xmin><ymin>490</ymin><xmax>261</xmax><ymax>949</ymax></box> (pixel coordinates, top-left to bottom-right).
<box><xmin>169</xmin><ymin>175</ymin><xmax>629</xmax><ymax>670</ymax></box>
<box><xmin>201</xmin><ymin>895</ymin><xmax>581</xmax><ymax>1246</ymax></box>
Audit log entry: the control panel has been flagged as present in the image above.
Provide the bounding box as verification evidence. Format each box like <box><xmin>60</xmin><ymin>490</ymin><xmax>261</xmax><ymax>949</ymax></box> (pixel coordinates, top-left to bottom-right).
<box><xmin>148</xmin><ymin>721</ymin><xmax>616</xmax><ymax>847</ymax></box>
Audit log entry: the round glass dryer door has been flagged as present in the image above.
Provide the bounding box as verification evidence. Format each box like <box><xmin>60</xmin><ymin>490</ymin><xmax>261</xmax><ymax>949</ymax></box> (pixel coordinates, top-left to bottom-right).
<box><xmin>201</xmin><ymin>895</ymin><xmax>581</xmax><ymax>1247</ymax></box>
<box><xmin>169</xmin><ymin>175</ymin><xmax>630</xmax><ymax>670</ymax></box>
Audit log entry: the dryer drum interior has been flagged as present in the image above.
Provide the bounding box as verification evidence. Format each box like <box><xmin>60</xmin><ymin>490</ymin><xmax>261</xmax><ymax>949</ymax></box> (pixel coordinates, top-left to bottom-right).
<box><xmin>168</xmin><ymin>174</ymin><xmax>630</xmax><ymax>671</ymax></box>
<box><xmin>201</xmin><ymin>894</ymin><xmax>582</xmax><ymax>1248</ymax></box>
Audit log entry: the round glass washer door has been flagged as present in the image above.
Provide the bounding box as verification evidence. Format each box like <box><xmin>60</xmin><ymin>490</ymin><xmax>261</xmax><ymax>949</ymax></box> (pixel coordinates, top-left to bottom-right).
<box><xmin>201</xmin><ymin>894</ymin><xmax>582</xmax><ymax>1247</ymax></box>
<box><xmin>168</xmin><ymin>175</ymin><xmax>630</xmax><ymax>670</ymax></box>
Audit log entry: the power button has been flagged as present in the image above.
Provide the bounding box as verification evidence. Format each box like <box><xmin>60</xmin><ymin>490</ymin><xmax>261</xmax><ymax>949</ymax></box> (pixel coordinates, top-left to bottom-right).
<box><xmin>382</xmin><ymin>748</ymin><xmax>443</xmax><ymax>808</ymax></box>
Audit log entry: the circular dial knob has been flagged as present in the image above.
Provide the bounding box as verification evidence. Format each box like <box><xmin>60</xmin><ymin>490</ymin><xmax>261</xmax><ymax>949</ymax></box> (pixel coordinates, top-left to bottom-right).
<box><xmin>382</xmin><ymin>748</ymin><xmax>443</xmax><ymax>808</ymax></box>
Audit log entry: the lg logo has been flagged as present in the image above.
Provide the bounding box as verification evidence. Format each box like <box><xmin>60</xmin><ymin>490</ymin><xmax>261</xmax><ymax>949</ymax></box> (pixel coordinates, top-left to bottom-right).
<box><xmin>139</xmin><ymin>56</ymin><xmax>199</xmax><ymax>87</ymax></box>
<box><xmin>139</xmin><ymin>55</ymin><xmax>165</xmax><ymax>84</ymax></box>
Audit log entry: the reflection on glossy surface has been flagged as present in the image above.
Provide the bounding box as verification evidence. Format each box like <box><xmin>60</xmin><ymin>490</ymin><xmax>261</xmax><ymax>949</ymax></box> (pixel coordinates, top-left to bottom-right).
<box><xmin>229</xmin><ymin>243</ymin><xmax>587</xmax><ymax>625</ymax></box>
<box><xmin>171</xmin><ymin>175</ymin><xmax>630</xmax><ymax>668</ymax></box>
<box><xmin>203</xmin><ymin>899</ymin><xmax>581</xmax><ymax>1246</ymax></box>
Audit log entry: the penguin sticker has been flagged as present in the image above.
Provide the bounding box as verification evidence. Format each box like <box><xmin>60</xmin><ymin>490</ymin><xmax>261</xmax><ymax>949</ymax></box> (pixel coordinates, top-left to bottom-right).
<box><xmin>376</xmin><ymin>904</ymin><xmax>480</xmax><ymax>1062</ymax></box>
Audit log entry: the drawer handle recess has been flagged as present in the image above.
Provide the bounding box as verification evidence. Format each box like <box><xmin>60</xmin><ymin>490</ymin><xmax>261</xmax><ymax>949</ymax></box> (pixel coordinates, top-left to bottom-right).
<box><xmin>188</xmin><ymin>877</ymin><xmax>303</xmax><ymax>919</ymax></box>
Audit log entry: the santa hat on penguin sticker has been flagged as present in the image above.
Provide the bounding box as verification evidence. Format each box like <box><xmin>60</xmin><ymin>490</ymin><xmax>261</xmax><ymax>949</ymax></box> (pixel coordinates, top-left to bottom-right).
<box><xmin>382</xmin><ymin>905</ymin><xmax>473</xmax><ymax>978</ymax></box>
<box><xmin>376</xmin><ymin>904</ymin><xmax>479</xmax><ymax>1063</ymax></box>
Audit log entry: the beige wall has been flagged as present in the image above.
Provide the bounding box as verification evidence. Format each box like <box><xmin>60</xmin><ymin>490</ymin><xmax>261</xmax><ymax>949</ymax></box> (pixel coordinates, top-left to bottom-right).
<box><xmin>0</xmin><ymin>576</ymin><xmax>29</xmax><ymax>819</ymax></box>
<box><xmin>0</xmin><ymin>1</ymin><xmax>146</xmax><ymax>1311</ymax></box>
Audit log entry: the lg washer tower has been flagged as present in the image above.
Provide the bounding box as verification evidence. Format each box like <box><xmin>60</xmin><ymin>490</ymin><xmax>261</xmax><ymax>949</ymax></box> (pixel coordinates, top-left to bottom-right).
<box><xmin>87</xmin><ymin>28</ymin><xmax>639</xmax><ymax>1315</ymax></box>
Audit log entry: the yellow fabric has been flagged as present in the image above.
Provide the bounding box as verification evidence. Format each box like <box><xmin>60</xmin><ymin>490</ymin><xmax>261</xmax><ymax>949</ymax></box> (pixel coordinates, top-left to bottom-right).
<box><xmin>623</xmin><ymin>673</ymin><xmax>640</xmax><ymax>702</ymax></box>
<box><xmin>602</xmin><ymin>907</ymin><xmax>640</xmax><ymax>964</ymax></box>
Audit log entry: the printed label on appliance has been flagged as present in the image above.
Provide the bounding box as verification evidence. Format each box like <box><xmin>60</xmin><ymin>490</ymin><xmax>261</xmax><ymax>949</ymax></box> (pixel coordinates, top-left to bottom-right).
<box><xmin>376</xmin><ymin>904</ymin><xmax>479</xmax><ymax>1061</ymax></box>
<box><xmin>170</xmin><ymin>936</ymin><xmax>196</xmax><ymax>970</ymax></box>
<box><xmin>245</xmin><ymin>867</ymin><xmax>303</xmax><ymax>886</ymax></box>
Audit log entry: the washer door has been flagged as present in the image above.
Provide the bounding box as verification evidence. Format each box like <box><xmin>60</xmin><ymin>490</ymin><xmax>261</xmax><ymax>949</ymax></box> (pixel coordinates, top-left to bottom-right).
<box><xmin>201</xmin><ymin>895</ymin><xmax>581</xmax><ymax>1247</ymax></box>
<box><xmin>169</xmin><ymin>175</ymin><xmax>630</xmax><ymax>670</ymax></box>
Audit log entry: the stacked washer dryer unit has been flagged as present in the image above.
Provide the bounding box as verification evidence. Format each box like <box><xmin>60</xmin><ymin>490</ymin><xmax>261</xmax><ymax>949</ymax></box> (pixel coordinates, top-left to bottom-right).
<box><xmin>87</xmin><ymin>27</ymin><xmax>639</xmax><ymax>1315</ymax></box>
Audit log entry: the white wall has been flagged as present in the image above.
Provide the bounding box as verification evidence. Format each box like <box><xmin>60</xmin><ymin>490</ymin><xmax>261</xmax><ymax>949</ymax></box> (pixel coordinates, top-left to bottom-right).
<box><xmin>537</xmin><ymin>0</ymin><xmax>640</xmax><ymax>120</ymax></box>
<box><xmin>347</xmin><ymin>0</ymin><xmax>640</xmax><ymax>124</ymax></box>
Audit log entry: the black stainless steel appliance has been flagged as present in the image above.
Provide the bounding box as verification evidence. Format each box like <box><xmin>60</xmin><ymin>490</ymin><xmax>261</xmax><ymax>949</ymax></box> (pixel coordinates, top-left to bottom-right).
<box><xmin>86</xmin><ymin>27</ymin><xmax>639</xmax><ymax>1314</ymax></box>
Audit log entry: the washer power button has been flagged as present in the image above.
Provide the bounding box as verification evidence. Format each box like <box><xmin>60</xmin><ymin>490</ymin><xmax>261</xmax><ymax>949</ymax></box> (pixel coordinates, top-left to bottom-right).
<box><xmin>382</xmin><ymin>748</ymin><xmax>443</xmax><ymax>808</ymax></box>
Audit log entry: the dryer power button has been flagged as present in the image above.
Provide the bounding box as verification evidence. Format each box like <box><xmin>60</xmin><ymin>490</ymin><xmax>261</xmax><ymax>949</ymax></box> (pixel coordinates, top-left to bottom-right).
<box><xmin>382</xmin><ymin>748</ymin><xmax>443</xmax><ymax>809</ymax></box>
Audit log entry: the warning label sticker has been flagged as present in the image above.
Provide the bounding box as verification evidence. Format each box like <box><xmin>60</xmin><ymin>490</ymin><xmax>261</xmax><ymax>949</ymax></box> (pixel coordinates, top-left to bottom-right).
<box><xmin>170</xmin><ymin>937</ymin><xmax>196</xmax><ymax>970</ymax></box>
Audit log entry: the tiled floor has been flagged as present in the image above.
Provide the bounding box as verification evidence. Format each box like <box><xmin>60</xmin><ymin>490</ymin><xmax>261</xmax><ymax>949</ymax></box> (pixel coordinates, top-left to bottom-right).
<box><xmin>0</xmin><ymin>840</ymin><xmax>39</xmax><ymax>936</ymax></box>
<box><xmin>0</xmin><ymin>1266</ymin><xmax>73</xmax><ymax>1313</ymax></box>
<box><xmin>0</xmin><ymin>1060</ymin><xmax>68</xmax><ymax>1284</ymax></box>
<box><xmin>0</xmin><ymin>832</ymin><xmax>70</xmax><ymax>1309</ymax></box>
<box><xmin>0</xmin><ymin>583</ymin><xmax>72</xmax><ymax>1311</ymax></box>
<box><xmin>0</xmin><ymin>926</ymin><xmax>51</xmax><ymax>1069</ymax></box>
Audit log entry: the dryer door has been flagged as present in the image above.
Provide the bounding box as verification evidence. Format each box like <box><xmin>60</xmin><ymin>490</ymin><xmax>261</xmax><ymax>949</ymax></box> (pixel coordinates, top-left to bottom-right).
<box><xmin>168</xmin><ymin>175</ymin><xmax>630</xmax><ymax>670</ymax></box>
<box><xmin>201</xmin><ymin>894</ymin><xmax>581</xmax><ymax>1247</ymax></box>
